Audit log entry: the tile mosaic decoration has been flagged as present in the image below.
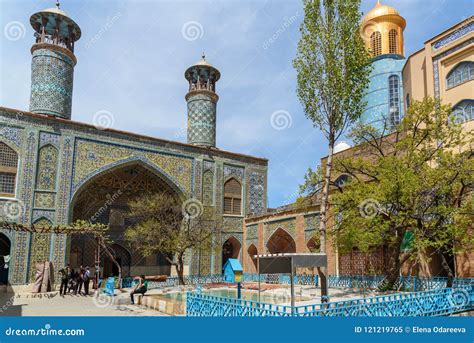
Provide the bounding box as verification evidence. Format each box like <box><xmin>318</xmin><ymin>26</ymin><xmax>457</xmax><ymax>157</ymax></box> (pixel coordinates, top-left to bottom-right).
<box><xmin>432</xmin><ymin>21</ymin><xmax>474</xmax><ymax>50</ymax></box>
<box><xmin>72</xmin><ymin>139</ymin><xmax>193</xmax><ymax>196</ymax></box>
<box><xmin>224</xmin><ymin>164</ymin><xmax>245</xmax><ymax>181</ymax></box>
<box><xmin>29</xmin><ymin>48</ymin><xmax>74</xmax><ymax>119</ymax></box>
<box><xmin>36</xmin><ymin>144</ymin><xmax>59</xmax><ymax>191</ymax></box>
<box><xmin>33</xmin><ymin>192</ymin><xmax>55</xmax><ymax>208</ymax></box>
<box><xmin>264</xmin><ymin>218</ymin><xmax>296</xmax><ymax>243</ymax></box>
<box><xmin>248</xmin><ymin>171</ymin><xmax>265</xmax><ymax>215</ymax></box>
<box><xmin>187</xmin><ymin>94</ymin><xmax>216</xmax><ymax>147</ymax></box>
<box><xmin>0</xmin><ymin>125</ymin><xmax>22</xmax><ymax>148</ymax></box>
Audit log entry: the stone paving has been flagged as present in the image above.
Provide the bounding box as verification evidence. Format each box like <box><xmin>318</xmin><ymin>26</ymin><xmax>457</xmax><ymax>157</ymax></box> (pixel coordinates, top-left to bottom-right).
<box><xmin>0</xmin><ymin>290</ymin><xmax>166</xmax><ymax>316</ymax></box>
<box><xmin>0</xmin><ymin>285</ymin><xmax>408</xmax><ymax>316</ymax></box>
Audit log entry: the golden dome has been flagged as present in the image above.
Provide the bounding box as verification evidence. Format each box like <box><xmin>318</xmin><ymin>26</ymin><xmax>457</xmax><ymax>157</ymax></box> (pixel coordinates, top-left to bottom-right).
<box><xmin>362</xmin><ymin>1</ymin><xmax>406</xmax><ymax>28</ymax></box>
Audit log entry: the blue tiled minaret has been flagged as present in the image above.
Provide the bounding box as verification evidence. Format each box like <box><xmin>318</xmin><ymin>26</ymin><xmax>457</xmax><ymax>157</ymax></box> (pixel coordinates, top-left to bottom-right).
<box><xmin>29</xmin><ymin>1</ymin><xmax>81</xmax><ymax>119</ymax></box>
<box><xmin>185</xmin><ymin>55</ymin><xmax>220</xmax><ymax>147</ymax></box>
<box><xmin>360</xmin><ymin>1</ymin><xmax>406</xmax><ymax>132</ymax></box>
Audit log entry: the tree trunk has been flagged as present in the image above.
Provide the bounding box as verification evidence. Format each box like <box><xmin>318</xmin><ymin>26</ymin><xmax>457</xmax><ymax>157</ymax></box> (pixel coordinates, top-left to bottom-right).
<box><xmin>384</xmin><ymin>248</ymin><xmax>401</xmax><ymax>290</ymax></box>
<box><xmin>318</xmin><ymin>133</ymin><xmax>334</xmax><ymax>302</ymax></box>
<box><xmin>383</xmin><ymin>233</ymin><xmax>407</xmax><ymax>290</ymax></box>
<box><xmin>438</xmin><ymin>252</ymin><xmax>454</xmax><ymax>288</ymax></box>
<box><xmin>176</xmin><ymin>253</ymin><xmax>185</xmax><ymax>286</ymax></box>
<box><xmin>97</xmin><ymin>237</ymin><xmax>122</xmax><ymax>288</ymax></box>
<box><xmin>103</xmin><ymin>244</ymin><xmax>122</xmax><ymax>289</ymax></box>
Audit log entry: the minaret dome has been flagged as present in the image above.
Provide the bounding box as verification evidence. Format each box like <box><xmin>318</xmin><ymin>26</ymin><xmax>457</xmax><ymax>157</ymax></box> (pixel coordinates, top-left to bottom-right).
<box><xmin>361</xmin><ymin>1</ymin><xmax>406</xmax><ymax>58</ymax></box>
<box><xmin>29</xmin><ymin>1</ymin><xmax>81</xmax><ymax>119</ymax></box>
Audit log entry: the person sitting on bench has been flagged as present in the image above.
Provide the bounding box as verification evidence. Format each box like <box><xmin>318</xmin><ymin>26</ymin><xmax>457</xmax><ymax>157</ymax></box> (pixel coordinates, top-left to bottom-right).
<box><xmin>130</xmin><ymin>275</ymin><xmax>148</xmax><ymax>305</ymax></box>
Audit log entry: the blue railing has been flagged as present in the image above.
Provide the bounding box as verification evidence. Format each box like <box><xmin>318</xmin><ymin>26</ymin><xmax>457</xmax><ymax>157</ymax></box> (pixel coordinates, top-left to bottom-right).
<box><xmin>121</xmin><ymin>274</ymin><xmax>224</xmax><ymax>289</ymax></box>
<box><xmin>186</xmin><ymin>292</ymin><xmax>293</xmax><ymax>316</ymax></box>
<box><xmin>186</xmin><ymin>286</ymin><xmax>473</xmax><ymax>317</ymax></box>
<box><xmin>122</xmin><ymin>273</ymin><xmax>472</xmax><ymax>291</ymax></box>
<box><xmin>293</xmin><ymin>286</ymin><xmax>473</xmax><ymax>316</ymax></box>
<box><xmin>328</xmin><ymin>275</ymin><xmax>384</xmax><ymax>289</ymax></box>
<box><xmin>242</xmin><ymin>273</ymin><xmax>319</xmax><ymax>286</ymax></box>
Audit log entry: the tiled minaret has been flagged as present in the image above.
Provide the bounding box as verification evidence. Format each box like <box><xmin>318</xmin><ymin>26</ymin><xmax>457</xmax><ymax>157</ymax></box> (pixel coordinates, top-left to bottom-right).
<box><xmin>29</xmin><ymin>1</ymin><xmax>81</xmax><ymax>119</ymax></box>
<box><xmin>185</xmin><ymin>55</ymin><xmax>221</xmax><ymax>147</ymax></box>
<box><xmin>360</xmin><ymin>1</ymin><xmax>406</xmax><ymax>131</ymax></box>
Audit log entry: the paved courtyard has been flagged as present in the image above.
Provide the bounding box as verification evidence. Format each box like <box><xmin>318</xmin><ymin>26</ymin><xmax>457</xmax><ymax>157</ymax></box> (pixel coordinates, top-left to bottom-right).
<box><xmin>0</xmin><ymin>285</ymin><xmax>390</xmax><ymax>316</ymax></box>
<box><xmin>0</xmin><ymin>291</ymin><xmax>166</xmax><ymax>316</ymax></box>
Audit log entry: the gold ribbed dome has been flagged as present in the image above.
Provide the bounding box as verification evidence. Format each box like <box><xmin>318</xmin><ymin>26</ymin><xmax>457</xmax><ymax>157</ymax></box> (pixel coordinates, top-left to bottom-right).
<box><xmin>362</xmin><ymin>1</ymin><xmax>406</xmax><ymax>28</ymax></box>
<box><xmin>361</xmin><ymin>1</ymin><xmax>406</xmax><ymax>57</ymax></box>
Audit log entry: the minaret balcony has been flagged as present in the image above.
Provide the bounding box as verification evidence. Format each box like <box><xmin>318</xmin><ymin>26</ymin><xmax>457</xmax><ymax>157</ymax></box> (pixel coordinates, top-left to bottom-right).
<box><xmin>34</xmin><ymin>32</ymin><xmax>75</xmax><ymax>53</ymax></box>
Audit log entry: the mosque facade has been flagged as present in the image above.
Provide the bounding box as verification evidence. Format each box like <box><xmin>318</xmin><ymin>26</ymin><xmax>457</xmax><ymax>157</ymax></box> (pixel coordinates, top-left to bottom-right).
<box><xmin>0</xmin><ymin>3</ymin><xmax>267</xmax><ymax>285</ymax></box>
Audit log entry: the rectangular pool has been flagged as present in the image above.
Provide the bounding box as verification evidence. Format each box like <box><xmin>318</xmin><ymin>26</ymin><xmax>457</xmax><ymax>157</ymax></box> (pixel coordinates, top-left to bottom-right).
<box><xmin>154</xmin><ymin>288</ymin><xmax>309</xmax><ymax>304</ymax></box>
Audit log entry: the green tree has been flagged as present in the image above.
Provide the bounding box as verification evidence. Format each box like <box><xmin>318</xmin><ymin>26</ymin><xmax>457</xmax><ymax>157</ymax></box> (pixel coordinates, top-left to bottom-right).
<box><xmin>332</xmin><ymin>97</ymin><xmax>473</xmax><ymax>288</ymax></box>
<box><xmin>125</xmin><ymin>193</ymin><xmax>216</xmax><ymax>285</ymax></box>
<box><xmin>293</xmin><ymin>0</ymin><xmax>371</xmax><ymax>300</ymax></box>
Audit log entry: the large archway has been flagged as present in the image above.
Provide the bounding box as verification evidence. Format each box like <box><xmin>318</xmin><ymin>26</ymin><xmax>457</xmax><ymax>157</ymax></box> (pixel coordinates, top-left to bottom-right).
<box><xmin>266</xmin><ymin>228</ymin><xmax>296</xmax><ymax>254</ymax></box>
<box><xmin>69</xmin><ymin>162</ymin><xmax>180</xmax><ymax>277</ymax></box>
<box><xmin>222</xmin><ymin>236</ymin><xmax>241</xmax><ymax>272</ymax></box>
<box><xmin>0</xmin><ymin>233</ymin><xmax>11</xmax><ymax>285</ymax></box>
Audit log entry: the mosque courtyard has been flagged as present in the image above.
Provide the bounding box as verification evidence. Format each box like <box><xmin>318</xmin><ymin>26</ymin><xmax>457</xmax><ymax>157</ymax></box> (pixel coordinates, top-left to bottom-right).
<box><xmin>0</xmin><ymin>283</ymin><xmax>396</xmax><ymax>317</ymax></box>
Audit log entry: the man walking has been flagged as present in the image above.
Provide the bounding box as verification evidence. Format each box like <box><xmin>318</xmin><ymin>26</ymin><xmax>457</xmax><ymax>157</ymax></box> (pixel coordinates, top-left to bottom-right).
<box><xmin>83</xmin><ymin>266</ymin><xmax>91</xmax><ymax>295</ymax></box>
<box><xmin>76</xmin><ymin>265</ymin><xmax>85</xmax><ymax>295</ymax></box>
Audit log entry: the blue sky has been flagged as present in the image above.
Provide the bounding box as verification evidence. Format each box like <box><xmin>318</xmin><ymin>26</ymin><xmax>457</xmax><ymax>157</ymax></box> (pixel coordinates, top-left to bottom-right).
<box><xmin>0</xmin><ymin>0</ymin><xmax>472</xmax><ymax>208</ymax></box>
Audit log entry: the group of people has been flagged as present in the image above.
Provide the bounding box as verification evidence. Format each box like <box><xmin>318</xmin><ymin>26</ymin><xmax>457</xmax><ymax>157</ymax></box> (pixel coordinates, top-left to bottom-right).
<box><xmin>59</xmin><ymin>264</ymin><xmax>91</xmax><ymax>296</ymax></box>
<box><xmin>59</xmin><ymin>265</ymin><xmax>149</xmax><ymax>304</ymax></box>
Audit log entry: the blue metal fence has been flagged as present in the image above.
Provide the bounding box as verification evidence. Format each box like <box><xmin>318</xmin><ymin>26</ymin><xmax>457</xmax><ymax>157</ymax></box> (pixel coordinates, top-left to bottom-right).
<box><xmin>242</xmin><ymin>273</ymin><xmax>319</xmax><ymax>286</ymax></box>
<box><xmin>121</xmin><ymin>274</ymin><xmax>224</xmax><ymax>289</ymax></box>
<box><xmin>186</xmin><ymin>286</ymin><xmax>473</xmax><ymax>317</ymax></box>
<box><xmin>186</xmin><ymin>292</ymin><xmax>293</xmax><ymax>316</ymax></box>
<box><xmin>122</xmin><ymin>273</ymin><xmax>472</xmax><ymax>292</ymax></box>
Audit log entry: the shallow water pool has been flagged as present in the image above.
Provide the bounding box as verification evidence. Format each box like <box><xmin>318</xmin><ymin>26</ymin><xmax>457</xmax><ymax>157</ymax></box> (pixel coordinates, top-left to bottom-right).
<box><xmin>154</xmin><ymin>288</ymin><xmax>309</xmax><ymax>304</ymax></box>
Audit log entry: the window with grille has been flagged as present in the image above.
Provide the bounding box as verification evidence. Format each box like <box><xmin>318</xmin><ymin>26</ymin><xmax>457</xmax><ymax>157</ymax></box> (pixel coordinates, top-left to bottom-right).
<box><xmin>389</xmin><ymin>29</ymin><xmax>398</xmax><ymax>54</ymax></box>
<box><xmin>388</xmin><ymin>75</ymin><xmax>401</xmax><ymax>128</ymax></box>
<box><xmin>223</xmin><ymin>178</ymin><xmax>242</xmax><ymax>215</ymax></box>
<box><xmin>0</xmin><ymin>142</ymin><xmax>18</xmax><ymax>197</ymax></box>
<box><xmin>370</xmin><ymin>31</ymin><xmax>382</xmax><ymax>57</ymax></box>
<box><xmin>446</xmin><ymin>62</ymin><xmax>474</xmax><ymax>89</ymax></box>
<box><xmin>453</xmin><ymin>100</ymin><xmax>474</xmax><ymax>123</ymax></box>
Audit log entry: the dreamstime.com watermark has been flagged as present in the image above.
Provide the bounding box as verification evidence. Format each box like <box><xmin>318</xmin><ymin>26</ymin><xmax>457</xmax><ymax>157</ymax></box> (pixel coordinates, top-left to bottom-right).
<box><xmin>0</xmin><ymin>295</ymin><xmax>15</xmax><ymax>314</ymax></box>
<box><xmin>182</xmin><ymin>198</ymin><xmax>203</xmax><ymax>219</ymax></box>
<box><xmin>89</xmin><ymin>190</ymin><xmax>122</xmax><ymax>223</ymax></box>
<box><xmin>263</xmin><ymin>12</ymin><xmax>300</xmax><ymax>50</ymax></box>
<box><xmin>270</xmin><ymin>110</ymin><xmax>292</xmax><ymax>130</ymax></box>
<box><xmin>85</xmin><ymin>12</ymin><xmax>123</xmax><ymax>49</ymax></box>
<box><xmin>93</xmin><ymin>293</ymin><xmax>114</xmax><ymax>308</ymax></box>
<box><xmin>4</xmin><ymin>324</ymin><xmax>85</xmax><ymax>337</ymax></box>
<box><xmin>1</xmin><ymin>199</ymin><xmax>25</xmax><ymax>221</ymax></box>
<box><xmin>181</xmin><ymin>21</ymin><xmax>204</xmax><ymax>41</ymax></box>
<box><xmin>358</xmin><ymin>198</ymin><xmax>382</xmax><ymax>219</ymax></box>
<box><xmin>4</xmin><ymin>21</ymin><xmax>25</xmax><ymax>41</ymax></box>
<box><xmin>450</xmin><ymin>288</ymin><xmax>470</xmax><ymax>309</ymax></box>
<box><xmin>93</xmin><ymin>110</ymin><xmax>115</xmax><ymax>130</ymax></box>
